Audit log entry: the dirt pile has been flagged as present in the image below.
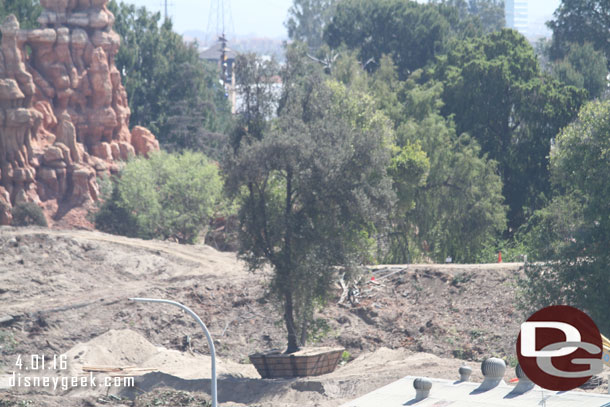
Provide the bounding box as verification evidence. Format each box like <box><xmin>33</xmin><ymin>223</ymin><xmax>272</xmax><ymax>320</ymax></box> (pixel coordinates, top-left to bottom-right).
<box><xmin>0</xmin><ymin>0</ymin><xmax>159</xmax><ymax>227</ymax></box>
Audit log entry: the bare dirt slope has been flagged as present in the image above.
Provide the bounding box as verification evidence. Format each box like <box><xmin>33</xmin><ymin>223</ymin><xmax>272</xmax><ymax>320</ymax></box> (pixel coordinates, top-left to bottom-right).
<box><xmin>0</xmin><ymin>226</ymin><xmax>529</xmax><ymax>406</ymax></box>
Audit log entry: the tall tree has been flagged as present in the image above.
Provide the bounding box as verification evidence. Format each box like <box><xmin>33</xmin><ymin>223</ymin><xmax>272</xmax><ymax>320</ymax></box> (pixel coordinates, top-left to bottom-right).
<box><xmin>520</xmin><ymin>99</ymin><xmax>610</xmax><ymax>335</ymax></box>
<box><xmin>230</xmin><ymin>53</ymin><xmax>279</xmax><ymax>150</ymax></box>
<box><xmin>108</xmin><ymin>1</ymin><xmax>232</xmax><ymax>154</ymax></box>
<box><xmin>324</xmin><ymin>0</ymin><xmax>452</xmax><ymax>78</ymax></box>
<box><xmin>433</xmin><ymin>0</ymin><xmax>505</xmax><ymax>34</ymax></box>
<box><xmin>225</xmin><ymin>53</ymin><xmax>394</xmax><ymax>352</ymax></box>
<box><xmin>392</xmin><ymin>75</ymin><xmax>506</xmax><ymax>262</ymax></box>
<box><xmin>547</xmin><ymin>0</ymin><xmax>610</xmax><ymax>66</ymax></box>
<box><xmin>551</xmin><ymin>42</ymin><xmax>608</xmax><ymax>100</ymax></box>
<box><xmin>285</xmin><ymin>0</ymin><xmax>336</xmax><ymax>51</ymax></box>
<box><xmin>435</xmin><ymin>29</ymin><xmax>586</xmax><ymax>229</ymax></box>
<box><xmin>332</xmin><ymin>54</ymin><xmax>506</xmax><ymax>262</ymax></box>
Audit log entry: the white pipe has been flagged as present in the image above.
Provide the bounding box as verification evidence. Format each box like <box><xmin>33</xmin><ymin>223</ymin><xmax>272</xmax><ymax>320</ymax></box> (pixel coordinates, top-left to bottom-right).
<box><xmin>129</xmin><ymin>298</ymin><xmax>218</xmax><ymax>407</ymax></box>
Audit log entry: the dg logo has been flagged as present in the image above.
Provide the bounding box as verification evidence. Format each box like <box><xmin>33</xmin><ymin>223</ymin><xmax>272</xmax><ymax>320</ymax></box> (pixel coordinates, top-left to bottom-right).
<box><xmin>516</xmin><ymin>305</ymin><xmax>604</xmax><ymax>391</ymax></box>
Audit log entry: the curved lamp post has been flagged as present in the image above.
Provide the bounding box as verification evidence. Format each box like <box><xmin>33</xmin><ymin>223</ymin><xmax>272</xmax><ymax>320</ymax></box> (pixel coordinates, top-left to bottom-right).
<box><xmin>129</xmin><ymin>298</ymin><xmax>218</xmax><ymax>407</ymax></box>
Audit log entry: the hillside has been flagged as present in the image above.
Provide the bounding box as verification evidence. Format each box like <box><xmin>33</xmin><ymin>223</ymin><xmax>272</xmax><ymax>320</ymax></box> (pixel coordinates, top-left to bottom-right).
<box><xmin>0</xmin><ymin>227</ymin><xmax>527</xmax><ymax>406</ymax></box>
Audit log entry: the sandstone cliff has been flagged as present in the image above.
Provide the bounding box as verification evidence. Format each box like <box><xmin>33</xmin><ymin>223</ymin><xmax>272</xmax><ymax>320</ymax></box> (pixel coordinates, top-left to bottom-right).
<box><xmin>0</xmin><ymin>0</ymin><xmax>159</xmax><ymax>226</ymax></box>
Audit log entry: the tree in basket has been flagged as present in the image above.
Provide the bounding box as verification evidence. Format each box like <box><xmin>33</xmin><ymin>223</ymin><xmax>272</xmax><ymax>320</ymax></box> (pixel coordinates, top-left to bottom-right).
<box><xmin>225</xmin><ymin>49</ymin><xmax>394</xmax><ymax>353</ymax></box>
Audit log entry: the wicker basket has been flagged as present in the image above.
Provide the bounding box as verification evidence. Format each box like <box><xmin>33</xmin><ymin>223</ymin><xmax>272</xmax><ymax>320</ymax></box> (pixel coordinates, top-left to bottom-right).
<box><xmin>249</xmin><ymin>347</ymin><xmax>344</xmax><ymax>378</ymax></box>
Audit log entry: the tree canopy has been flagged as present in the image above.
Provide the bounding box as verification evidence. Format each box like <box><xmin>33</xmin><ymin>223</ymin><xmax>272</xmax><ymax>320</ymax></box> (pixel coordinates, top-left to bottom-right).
<box><xmin>547</xmin><ymin>0</ymin><xmax>610</xmax><ymax>66</ymax></box>
<box><xmin>520</xmin><ymin>99</ymin><xmax>610</xmax><ymax>335</ymax></box>
<box><xmin>225</xmin><ymin>51</ymin><xmax>394</xmax><ymax>352</ymax></box>
<box><xmin>324</xmin><ymin>0</ymin><xmax>452</xmax><ymax>78</ymax></box>
<box><xmin>285</xmin><ymin>0</ymin><xmax>336</xmax><ymax>51</ymax></box>
<box><xmin>551</xmin><ymin>42</ymin><xmax>608</xmax><ymax>100</ymax></box>
<box><xmin>96</xmin><ymin>151</ymin><xmax>222</xmax><ymax>244</ymax></box>
<box><xmin>108</xmin><ymin>1</ymin><xmax>232</xmax><ymax>156</ymax></box>
<box><xmin>434</xmin><ymin>29</ymin><xmax>586</xmax><ymax>229</ymax></box>
<box><xmin>0</xmin><ymin>0</ymin><xmax>41</xmax><ymax>29</ymax></box>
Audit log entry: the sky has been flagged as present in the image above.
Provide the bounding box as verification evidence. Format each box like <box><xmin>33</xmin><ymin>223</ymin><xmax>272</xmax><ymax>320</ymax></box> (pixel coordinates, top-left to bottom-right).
<box><xmin>124</xmin><ymin>0</ymin><xmax>293</xmax><ymax>38</ymax></box>
<box><xmin>122</xmin><ymin>0</ymin><xmax>562</xmax><ymax>39</ymax></box>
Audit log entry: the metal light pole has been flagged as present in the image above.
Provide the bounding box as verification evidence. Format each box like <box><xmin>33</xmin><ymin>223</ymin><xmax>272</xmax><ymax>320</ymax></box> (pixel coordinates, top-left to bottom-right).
<box><xmin>129</xmin><ymin>298</ymin><xmax>218</xmax><ymax>407</ymax></box>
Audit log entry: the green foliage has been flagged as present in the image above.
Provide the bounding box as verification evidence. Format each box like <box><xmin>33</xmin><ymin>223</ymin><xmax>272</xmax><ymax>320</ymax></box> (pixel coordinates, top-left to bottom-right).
<box><xmin>231</xmin><ymin>53</ymin><xmax>279</xmax><ymax>149</ymax></box>
<box><xmin>93</xmin><ymin>175</ymin><xmax>140</xmax><ymax>238</ymax></box>
<box><xmin>340</xmin><ymin>350</ymin><xmax>351</xmax><ymax>363</ymax></box>
<box><xmin>547</xmin><ymin>0</ymin><xmax>610</xmax><ymax>67</ymax></box>
<box><xmin>108</xmin><ymin>1</ymin><xmax>232</xmax><ymax>156</ymax></box>
<box><xmin>0</xmin><ymin>0</ymin><xmax>41</xmax><ymax>30</ymax></box>
<box><xmin>226</xmin><ymin>53</ymin><xmax>393</xmax><ymax>352</ymax></box>
<box><xmin>551</xmin><ymin>42</ymin><xmax>608</xmax><ymax>99</ymax></box>
<box><xmin>515</xmin><ymin>194</ymin><xmax>584</xmax><ymax>261</ymax></box>
<box><xmin>399</xmin><ymin>111</ymin><xmax>506</xmax><ymax>263</ymax></box>
<box><xmin>518</xmin><ymin>99</ymin><xmax>610</xmax><ymax>335</ymax></box>
<box><xmin>285</xmin><ymin>0</ymin><xmax>336</xmax><ymax>50</ymax></box>
<box><xmin>331</xmin><ymin>53</ymin><xmax>506</xmax><ymax>263</ymax></box>
<box><xmin>435</xmin><ymin>29</ymin><xmax>586</xmax><ymax>228</ymax></box>
<box><xmin>432</xmin><ymin>0</ymin><xmax>505</xmax><ymax>34</ymax></box>
<box><xmin>11</xmin><ymin>202</ymin><xmax>47</xmax><ymax>227</ymax></box>
<box><xmin>324</xmin><ymin>0</ymin><xmax>503</xmax><ymax>79</ymax></box>
<box><xmin>96</xmin><ymin>151</ymin><xmax>222</xmax><ymax>244</ymax></box>
<box><xmin>324</xmin><ymin>0</ymin><xmax>452</xmax><ymax>78</ymax></box>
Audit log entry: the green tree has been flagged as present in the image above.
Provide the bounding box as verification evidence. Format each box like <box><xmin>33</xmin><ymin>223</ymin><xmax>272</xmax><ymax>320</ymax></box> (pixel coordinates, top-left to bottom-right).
<box><xmin>0</xmin><ymin>0</ymin><xmax>41</xmax><ymax>30</ymax></box>
<box><xmin>225</xmin><ymin>54</ymin><xmax>393</xmax><ymax>353</ymax></box>
<box><xmin>323</xmin><ymin>0</ymin><xmax>502</xmax><ymax>79</ymax></box>
<box><xmin>547</xmin><ymin>0</ymin><xmax>610</xmax><ymax>66</ymax></box>
<box><xmin>332</xmin><ymin>54</ymin><xmax>506</xmax><ymax>262</ymax></box>
<box><xmin>96</xmin><ymin>151</ymin><xmax>222</xmax><ymax>244</ymax></box>
<box><xmin>394</xmin><ymin>77</ymin><xmax>506</xmax><ymax>262</ymax></box>
<box><xmin>108</xmin><ymin>1</ymin><xmax>232</xmax><ymax>153</ymax></box>
<box><xmin>285</xmin><ymin>0</ymin><xmax>336</xmax><ymax>51</ymax></box>
<box><xmin>231</xmin><ymin>53</ymin><xmax>279</xmax><ymax>149</ymax></box>
<box><xmin>324</xmin><ymin>0</ymin><xmax>452</xmax><ymax>78</ymax></box>
<box><xmin>435</xmin><ymin>29</ymin><xmax>586</xmax><ymax>229</ymax></box>
<box><xmin>433</xmin><ymin>0</ymin><xmax>505</xmax><ymax>34</ymax></box>
<box><xmin>520</xmin><ymin>99</ymin><xmax>610</xmax><ymax>334</ymax></box>
<box><xmin>551</xmin><ymin>42</ymin><xmax>608</xmax><ymax>100</ymax></box>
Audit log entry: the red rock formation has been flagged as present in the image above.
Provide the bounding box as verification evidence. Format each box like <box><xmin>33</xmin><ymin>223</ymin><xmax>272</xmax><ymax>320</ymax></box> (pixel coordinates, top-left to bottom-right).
<box><xmin>0</xmin><ymin>1</ymin><xmax>159</xmax><ymax>226</ymax></box>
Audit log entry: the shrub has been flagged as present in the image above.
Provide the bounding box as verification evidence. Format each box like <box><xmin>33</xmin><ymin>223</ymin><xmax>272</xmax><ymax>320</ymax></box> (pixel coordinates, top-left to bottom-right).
<box><xmin>11</xmin><ymin>202</ymin><xmax>47</xmax><ymax>227</ymax></box>
<box><xmin>95</xmin><ymin>151</ymin><xmax>222</xmax><ymax>243</ymax></box>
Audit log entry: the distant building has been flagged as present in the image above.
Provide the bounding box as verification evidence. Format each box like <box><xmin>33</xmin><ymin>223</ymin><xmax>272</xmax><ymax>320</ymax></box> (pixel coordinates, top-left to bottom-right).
<box><xmin>505</xmin><ymin>0</ymin><xmax>529</xmax><ymax>36</ymax></box>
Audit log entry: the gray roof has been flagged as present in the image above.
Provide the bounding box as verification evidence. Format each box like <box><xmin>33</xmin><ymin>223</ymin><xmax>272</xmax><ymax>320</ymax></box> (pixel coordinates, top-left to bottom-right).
<box><xmin>200</xmin><ymin>40</ymin><xmax>237</xmax><ymax>61</ymax></box>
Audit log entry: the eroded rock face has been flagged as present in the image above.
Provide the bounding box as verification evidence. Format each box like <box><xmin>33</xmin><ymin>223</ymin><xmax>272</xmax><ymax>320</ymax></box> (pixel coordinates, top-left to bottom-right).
<box><xmin>0</xmin><ymin>2</ymin><xmax>159</xmax><ymax>225</ymax></box>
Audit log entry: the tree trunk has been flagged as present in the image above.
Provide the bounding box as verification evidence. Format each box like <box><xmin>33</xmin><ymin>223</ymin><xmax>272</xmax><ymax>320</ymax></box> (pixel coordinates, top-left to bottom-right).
<box><xmin>300</xmin><ymin>317</ymin><xmax>308</xmax><ymax>348</ymax></box>
<box><xmin>284</xmin><ymin>291</ymin><xmax>300</xmax><ymax>353</ymax></box>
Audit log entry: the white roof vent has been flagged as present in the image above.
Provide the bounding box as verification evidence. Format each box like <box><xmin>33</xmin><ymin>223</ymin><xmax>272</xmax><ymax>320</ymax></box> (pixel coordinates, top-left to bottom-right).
<box><xmin>458</xmin><ymin>365</ymin><xmax>472</xmax><ymax>382</ymax></box>
<box><xmin>413</xmin><ymin>377</ymin><xmax>432</xmax><ymax>401</ymax></box>
<box><xmin>476</xmin><ymin>357</ymin><xmax>506</xmax><ymax>392</ymax></box>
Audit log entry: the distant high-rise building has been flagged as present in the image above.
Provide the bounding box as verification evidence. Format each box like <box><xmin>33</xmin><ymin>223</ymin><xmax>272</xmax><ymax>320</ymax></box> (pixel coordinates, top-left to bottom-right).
<box><xmin>505</xmin><ymin>0</ymin><xmax>529</xmax><ymax>35</ymax></box>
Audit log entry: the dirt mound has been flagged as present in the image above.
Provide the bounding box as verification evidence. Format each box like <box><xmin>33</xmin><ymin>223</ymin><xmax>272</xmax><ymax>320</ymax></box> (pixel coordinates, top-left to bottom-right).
<box><xmin>64</xmin><ymin>329</ymin><xmax>258</xmax><ymax>381</ymax></box>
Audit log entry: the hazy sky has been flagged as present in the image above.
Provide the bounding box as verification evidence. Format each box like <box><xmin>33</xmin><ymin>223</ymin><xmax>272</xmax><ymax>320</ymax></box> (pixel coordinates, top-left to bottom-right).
<box><xmin>122</xmin><ymin>0</ymin><xmax>562</xmax><ymax>38</ymax></box>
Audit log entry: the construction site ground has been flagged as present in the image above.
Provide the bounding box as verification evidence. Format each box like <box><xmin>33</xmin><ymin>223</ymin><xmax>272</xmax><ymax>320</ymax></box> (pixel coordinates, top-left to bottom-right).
<box><xmin>0</xmin><ymin>226</ymin><xmax>604</xmax><ymax>406</ymax></box>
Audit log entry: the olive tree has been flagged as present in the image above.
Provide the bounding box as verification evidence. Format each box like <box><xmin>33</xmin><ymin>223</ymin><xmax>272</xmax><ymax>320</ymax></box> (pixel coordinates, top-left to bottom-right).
<box><xmin>225</xmin><ymin>57</ymin><xmax>394</xmax><ymax>353</ymax></box>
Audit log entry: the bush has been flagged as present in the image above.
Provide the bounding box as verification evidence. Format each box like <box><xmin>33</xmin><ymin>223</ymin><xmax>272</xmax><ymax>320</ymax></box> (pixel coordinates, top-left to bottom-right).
<box><xmin>95</xmin><ymin>151</ymin><xmax>222</xmax><ymax>244</ymax></box>
<box><xmin>11</xmin><ymin>202</ymin><xmax>48</xmax><ymax>227</ymax></box>
<box><xmin>93</xmin><ymin>176</ymin><xmax>139</xmax><ymax>238</ymax></box>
